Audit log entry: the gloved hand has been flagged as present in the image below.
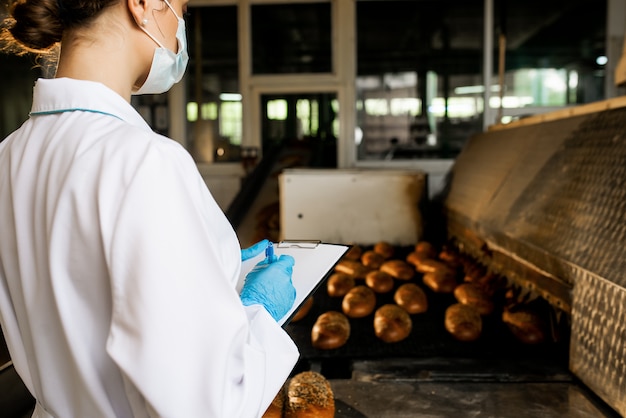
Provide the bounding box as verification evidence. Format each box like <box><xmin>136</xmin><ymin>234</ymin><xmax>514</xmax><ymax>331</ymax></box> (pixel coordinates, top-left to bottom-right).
<box><xmin>241</xmin><ymin>239</ymin><xmax>271</xmax><ymax>262</ymax></box>
<box><xmin>240</xmin><ymin>254</ymin><xmax>296</xmax><ymax>322</ymax></box>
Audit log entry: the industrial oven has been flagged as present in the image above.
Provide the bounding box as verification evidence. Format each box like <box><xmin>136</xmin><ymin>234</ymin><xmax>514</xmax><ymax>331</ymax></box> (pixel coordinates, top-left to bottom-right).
<box><xmin>279</xmin><ymin>98</ymin><xmax>626</xmax><ymax>417</ymax></box>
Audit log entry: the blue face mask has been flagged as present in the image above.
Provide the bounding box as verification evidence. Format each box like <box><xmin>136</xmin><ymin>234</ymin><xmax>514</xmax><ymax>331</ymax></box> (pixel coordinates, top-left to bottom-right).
<box><xmin>133</xmin><ymin>0</ymin><xmax>189</xmax><ymax>95</ymax></box>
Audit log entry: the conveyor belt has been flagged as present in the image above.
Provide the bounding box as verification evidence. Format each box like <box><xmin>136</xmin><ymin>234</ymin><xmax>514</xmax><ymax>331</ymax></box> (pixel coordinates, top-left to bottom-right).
<box><xmin>285</xmin><ymin>246</ymin><xmax>569</xmax><ymax>365</ymax></box>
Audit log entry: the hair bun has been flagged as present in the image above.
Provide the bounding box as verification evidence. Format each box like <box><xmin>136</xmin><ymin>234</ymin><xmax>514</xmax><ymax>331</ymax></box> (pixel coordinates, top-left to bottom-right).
<box><xmin>3</xmin><ymin>0</ymin><xmax>65</xmax><ymax>53</ymax></box>
<box><xmin>2</xmin><ymin>0</ymin><xmax>113</xmax><ymax>54</ymax></box>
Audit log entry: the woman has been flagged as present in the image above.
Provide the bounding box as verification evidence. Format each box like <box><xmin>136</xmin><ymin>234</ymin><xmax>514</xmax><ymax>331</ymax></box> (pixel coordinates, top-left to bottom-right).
<box><xmin>0</xmin><ymin>0</ymin><xmax>299</xmax><ymax>416</ymax></box>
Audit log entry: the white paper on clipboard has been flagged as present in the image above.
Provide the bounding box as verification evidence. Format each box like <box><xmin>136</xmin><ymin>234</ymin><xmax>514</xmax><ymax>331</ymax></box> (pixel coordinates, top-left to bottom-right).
<box><xmin>237</xmin><ymin>240</ymin><xmax>350</xmax><ymax>326</ymax></box>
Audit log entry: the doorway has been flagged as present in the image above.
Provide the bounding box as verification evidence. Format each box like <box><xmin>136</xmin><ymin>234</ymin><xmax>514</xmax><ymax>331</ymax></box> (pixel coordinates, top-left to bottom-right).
<box><xmin>260</xmin><ymin>92</ymin><xmax>338</xmax><ymax>168</ymax></box>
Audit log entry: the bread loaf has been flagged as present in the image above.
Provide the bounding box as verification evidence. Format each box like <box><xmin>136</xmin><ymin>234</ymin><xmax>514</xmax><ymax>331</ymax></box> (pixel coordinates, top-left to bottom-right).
<box><xmin>422</xmin><ymin>271</ymin><xmax>457</xmax><ymax>293</ymax></box>
<box><xmin>415</xmin><ymin>241</ymin><xmax>437</xmax><ymax>258</ymax></box>
<box><xmin>360</xmin><ymin>250</ymin><xmax>385</xmax><ymax>269</ymax></box>
<box><xmin>311</xmin><ymin>311</ymin><xmax>350</xmax><ymax>350</ymax></box>
<box><xmin>365</xmin><ymin>270</ymin><xmax>395</xmax><ymax>293</ymax></box>
<box><xmin>373</xmin><ymin>241</ymin><xmax>395</xmax><ymax>259</ymax></box>
<box><xmin>334</xmin><ymin>259</ymin><xmax>369</xmax><ymax>279</ymax></box>
<box><xmin>415</xmin><ymin>258</ymin><xmax>455</xmax><ymax>275</ymax></box>
<box><xmin>394</xmin><ymin>283</ymin><xmax>428</xmax><ymax>314</ymax></box>
<box><xmin>262</xmin><ymin>387</ymin><xmax>284</xmax><ymax>418</ymax></box>
<box><xmin>463</xmin><ymin>263</ymin><xmax>486</xmax><ymax>284</ymax></box>
<box><xmin>326</xmin><ymin>273</ymin><xmax>355</xmax><ymax>297</ymax></box>
<box><xmin>444</xmin><ymin>303</ymin><xmax>482</xmax><ymax>342</ymax></box>
<box><xmin>453</xmin><ymin>283</ymin><xmax>494</xmax><ymax>315</ymax></box>
<box><xmin>291</xmin><ymin>297</ymin><xmax>314</xmax><ymax>322</ymax></box>
<box><xmin>438</xmin><ymin>247</ymin><xmax>462</xmax><ymax>268</ymax></box>
<box><xmin>502</xmin><ymin>308</ymin><xmax>547</xmax><ymax>344</ymax></box>
<box><xmin>342</xmin><ymin>244</ymin><xmax>363</xmax><ymax>261</ymax></box>
<box><xmin>374</xmin><ymin>304</ymin><xmax>412</xmax><ymax>343</ymax></box>
<box><xmin>380</xmin><ymin>259</ymin><xmax>414</xmax><ymax>280</ymax></box>
<box><xmin>406</xmin><ymin>250</ymin><xmax>432</xmax><ymax>268</ymax></box>
<box><xmin>284</xmin><ymin>371</ymin><xmax>335</xmax><ymax>418</ymax></box>
<box><xmin>472</xmin><ymin>271</ymin><xmax>504</xmax><ymax>297</ymax></box>
<box><xmin>342</xmin><ymin>285</ymin><xmax>377</xmax><ymax>318</ymax></box>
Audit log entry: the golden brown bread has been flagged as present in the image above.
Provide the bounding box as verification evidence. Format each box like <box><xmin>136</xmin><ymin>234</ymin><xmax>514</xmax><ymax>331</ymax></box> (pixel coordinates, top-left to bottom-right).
<box><xmin>342</xmin><ymin>285</ymin><xmax>377</xmax><ymax>318</ymax></box>
<box><xmin>405</xmin><ymin>250</ymin><xmax>431</xmax><ymax>268</ymax></box>
<box><xmin>444</xmin><ymin>303</ymin><xmax>482</xmax><ymax>342</ymax></box>
<box><xmin>422</xmin><ymin>270</ymin><xmax>457</xmax><ymax>293</ymax></box>
<box><xmin>360</xmin><ymin>250</ymin><xmax>385</xmax><ymax>269</ymax></box>
<box><xmin>414</xmin><ymin>258</ymin><xmax>455</xmax><ymax>275</ymax></box>
<box><xmin>502</xmin><ymin>308</ymin><xmax>547</xmax><ymax>344</ymax></box>
<box><xmin>311</xmin><ymin>311</ymin><xmax>350</xmax><ymax>350</ymax></box>
<box><xmin>284</xmin><ymin>371</ymin><xmax>335</xmax><ymax>418</ymax></box>
<box><xmin>414</xmin><ymin>241</ymin><xmax>438</xmax><ymax>258</ymax></box>
<box><xmin>438</xmin><ymin>246</ymin><xmax>461</xmax><ymax>265</ymax></box>
<box><xmin>463</xmin><ymin>263</ymin><xmax>487</xmax><ymax>284</ymax></box>
<box><xmin>453</xmin><ymin>283</ymin><xmax>494</xmax><ymax>315</ymax></box>
<box><xmin>380</xmin><ymin>259</ymin><xmax>414</xmax><ymax>280</ymax></box>
<box><xmin>326</xmin><ymin>273</ymin><xmax>355</xmax><ymax>297</ymax></box>
<box><xmin>374</xmin><ymin>304</ymin><xmax>412</xmax><ymax>343</ymax></box>
<box><xmin>365</xmin><ymin>270</ymin><xmax>395</xmax><ymax>293</ymax></box>
<box><xmin>291</xmin><ymin>297</ymin><xmax>314</xmax><ymax>322</ymax></box>
<box><xmin>471</xmin><ymin>271</ymin><xmax>505</xmax><ymax>297</ymax></box>
<box><xmin>394</xmin><ymin>283</ymin><xmax>428</xmax><ymax>314</ymax></box>
<box><xmin>262</xmin><ymin>386</ymin><xmax>285</xmax><ymax>418</ymax></box>
<box><xmin>334</xmin><ymin>259</ymin><xmax>370</xmax><ymax>279</ymax></box>
<box><xmin>342</xmin><ymin>244</ymin><xmax>363</xmax><ymax>261</ymax></box>
<box><xmin>373</xmin><ymin>241</ymin><xmax>395</xmax><ymax>259</ymax></box>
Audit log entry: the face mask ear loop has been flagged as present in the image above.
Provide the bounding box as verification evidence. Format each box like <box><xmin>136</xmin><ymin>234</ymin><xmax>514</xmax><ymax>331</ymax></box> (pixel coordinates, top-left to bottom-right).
<box><xmin>162</xmin><ymin>0</ymin><xmax>181</xmax><ymax>19</ymax></box>
<box><xmin>138</xmin><ymin>0</ymin><xmax>180</xmax><ymax>50</ymax></box>
<box><xmin>139</xmin><ymin>23</ymin><xmax>166</xmax><ymax>49</ymax></box>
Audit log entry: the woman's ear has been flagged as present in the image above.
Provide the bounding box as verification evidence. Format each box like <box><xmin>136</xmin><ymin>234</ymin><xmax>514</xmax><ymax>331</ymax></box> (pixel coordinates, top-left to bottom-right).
<box><xmin>127</xmin><ymin>0</ymin><xmax>149</xmax><ymax>27</ymax></box>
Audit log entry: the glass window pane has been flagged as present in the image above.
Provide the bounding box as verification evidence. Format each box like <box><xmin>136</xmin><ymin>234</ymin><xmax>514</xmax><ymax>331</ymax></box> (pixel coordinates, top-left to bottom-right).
<box><xmin>186</xmin><ymin>5</ymin><xmax>241</xmax><ymax>163</ymax></box>
<box><xmin>220</xmin><ymin>102</ymin><xmax>242</xmax><ymax>146</ymax></box>
<box><xmin>251</xmin><ymin>3</ymin><xmax>332</xmax><ymax>74</ymax></box>
<box><xmin>261</xmin><ymin>93</ymin><xmax>337</xmax><ymax>167</ymax></box>
<box><xmin>356</xmin><ymin>0</ymin><xmax>606</xmax><ymax>161</ymax></box>
<box><xmin>356</xmin><ymin>1</ymin><xmax>485</xmax><ymax>161</ymax></box>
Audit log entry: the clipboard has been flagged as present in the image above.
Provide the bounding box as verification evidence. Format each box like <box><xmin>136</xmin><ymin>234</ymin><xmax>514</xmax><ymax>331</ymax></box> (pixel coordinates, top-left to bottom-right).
<box><xmin>238</xmin><ymin>240</ymin><xmax>350</xmax><ymax>326</ymax></box>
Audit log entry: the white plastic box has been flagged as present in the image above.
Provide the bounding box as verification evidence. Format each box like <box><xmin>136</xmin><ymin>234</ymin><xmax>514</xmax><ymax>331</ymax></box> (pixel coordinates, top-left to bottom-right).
<box><xmin>279</xmin><ymin>168</ymin><xmax>427</xmax><ymax>246</ymax></box>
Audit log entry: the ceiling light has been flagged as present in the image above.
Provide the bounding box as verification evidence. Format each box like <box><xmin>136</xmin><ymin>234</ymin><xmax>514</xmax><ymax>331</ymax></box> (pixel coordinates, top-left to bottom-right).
<box><xmin>219</xmin><ymin>93</ymin><xmax>242</xmax><ymax>101</ymax></box>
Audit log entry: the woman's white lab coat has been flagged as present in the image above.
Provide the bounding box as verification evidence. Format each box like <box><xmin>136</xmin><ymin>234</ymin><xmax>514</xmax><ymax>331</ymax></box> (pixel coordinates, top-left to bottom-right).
<box><xmin>0</xmin><ymin>78</ymin><xmax>298</xmax><ymax>418</ymax></box>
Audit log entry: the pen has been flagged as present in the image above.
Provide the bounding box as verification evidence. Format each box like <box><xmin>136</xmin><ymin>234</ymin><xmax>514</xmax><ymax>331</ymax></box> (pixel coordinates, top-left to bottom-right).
<box><xmin>265</xmin><ymin>241</ymin><xmax>274</xmax><ymax>262</ymax></box>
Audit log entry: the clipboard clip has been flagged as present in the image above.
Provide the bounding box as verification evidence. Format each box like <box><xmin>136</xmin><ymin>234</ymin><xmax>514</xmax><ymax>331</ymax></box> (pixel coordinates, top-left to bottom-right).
<box><xmin>278</xmin><ymin>240</ymin><xmax>321</xmax><ymax>249</ymax></box>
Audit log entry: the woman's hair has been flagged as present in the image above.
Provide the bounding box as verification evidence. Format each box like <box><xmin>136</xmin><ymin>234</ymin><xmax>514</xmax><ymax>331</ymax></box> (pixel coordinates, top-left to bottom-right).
<box><xmin>0</xmin><ymin>0</ymin><xmax>118</xmax><ymax>54</ymax></box>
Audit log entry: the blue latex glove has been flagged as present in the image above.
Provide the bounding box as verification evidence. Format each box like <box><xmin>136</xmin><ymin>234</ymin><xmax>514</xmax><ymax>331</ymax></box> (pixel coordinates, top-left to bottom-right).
<box><xmin>241</xmin><ymin>239</ymin><xmax>271</xmax><ymax>261</ymax></box>
<box><xmin>240</xmin><ymin>254</ymin><xmax>296</xmax><ymax>322</ymax></box>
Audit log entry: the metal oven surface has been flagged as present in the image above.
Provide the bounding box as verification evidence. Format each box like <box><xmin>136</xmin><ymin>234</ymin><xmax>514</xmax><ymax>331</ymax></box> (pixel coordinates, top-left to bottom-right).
<box><xmin>441</xmin><ymin>101</ymin><xmax>626</xmax><ymax>417</ymax></box>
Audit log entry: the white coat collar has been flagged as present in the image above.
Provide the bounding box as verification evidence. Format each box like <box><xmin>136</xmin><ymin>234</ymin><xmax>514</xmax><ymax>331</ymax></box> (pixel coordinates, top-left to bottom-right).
<box><xmin>30</xmin><ymin>78</ymin><xmax>153</xmax><ymax>131</ymax></box>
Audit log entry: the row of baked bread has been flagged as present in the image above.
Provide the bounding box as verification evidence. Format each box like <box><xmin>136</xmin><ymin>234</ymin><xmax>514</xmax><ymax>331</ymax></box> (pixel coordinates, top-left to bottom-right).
<box><xmin>406</xmin><ymin>242</ymin><xmax>493</xmax><ymax>342</ymax></box>
<box><xmin>308</xmin><ymin>241</ymin><xmax>433</xmax><ymax>349</ymax></box>
<box><xmin>292</xmin><ymin>240</ymin><xmax>550</xmax><ymax>348</ymax></box>
<box><xmin>405</xmin><ymin>241</ymin><xmax>550</xmax><ymax>344</ymax></box>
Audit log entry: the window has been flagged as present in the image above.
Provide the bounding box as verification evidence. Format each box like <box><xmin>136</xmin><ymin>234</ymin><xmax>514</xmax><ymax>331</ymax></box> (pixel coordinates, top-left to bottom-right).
<box><xmin>186</xmin><ymin>5</ymin><xmax>241</xmax><ymax>163</ymax></box>
<box><xmin>251</xmin><ymin>3</ymin><xmax>332</xmax><ymax>74</ymax></box>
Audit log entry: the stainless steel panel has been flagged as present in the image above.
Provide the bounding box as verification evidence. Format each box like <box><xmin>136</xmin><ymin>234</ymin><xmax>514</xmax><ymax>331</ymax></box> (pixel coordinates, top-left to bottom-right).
<box><xmin>571</xmin><ymin>271</ymin><xmax>626</xmax><ymax>417</ymax></box>
<box><xmin>443</xmin><ymin>102</ymin><xmax>626</xmax><ymax>416</ymax></box>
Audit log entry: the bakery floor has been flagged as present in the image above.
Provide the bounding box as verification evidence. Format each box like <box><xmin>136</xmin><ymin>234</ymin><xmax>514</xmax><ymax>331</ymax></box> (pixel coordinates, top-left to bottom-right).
<box><xmin>322</xmin><ymin>358</ymin><xmax>619</xmax><ymax>418</ymax></box>
<box><xmin>289</xmin><ymin>311</ymin><xmax>620</xmax><ymax>418</ymax></box>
